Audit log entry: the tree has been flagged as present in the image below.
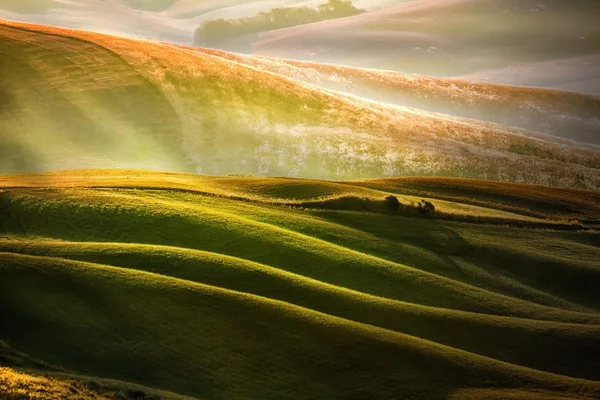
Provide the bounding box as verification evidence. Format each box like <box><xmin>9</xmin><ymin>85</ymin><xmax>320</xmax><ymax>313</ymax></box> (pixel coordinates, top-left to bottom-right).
<box><xmin>192</xmin><ymin>0</ymin><xmax>364</xmax><ymax>47</ymax></box>
<box><xmin>384</xmin><ymin>195</ymin><xmax>400</xmax><ymax>214</ymax></box>
<box><xmin>417</xmin><ymin>200</ymin><xmax>436</xmax><ymax>215</ymax></box>
<box><xmin>320</xmin><ymin>0</ymin><xmax>362</xmax><ymax>18</ymax></box>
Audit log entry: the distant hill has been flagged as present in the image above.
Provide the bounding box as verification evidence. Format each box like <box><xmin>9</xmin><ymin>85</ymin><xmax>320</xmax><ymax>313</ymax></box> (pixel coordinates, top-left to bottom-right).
<box><xmin>182</xmin><ymin>48</ymin><xmax>600</xmax><ymax>144</ymax></box>
<box><xmin>250</xmin><ymin>0</ymin><xmax>600</xmax><ymax>93</ymax></box>
<box><xmin>455</xmin><ymin>54</ymin><xmax>600</xmax><ymax>96</ymax></box>
<box><xmin>3</xmin><ymin>6</ymin><xmax>599</xmax><ymax>400</ymax></box>
<box><xmin>192</xmin><ymin>0</ymin><xmax>367</xmax><ymax>52</ymax></box>
<box><xmin>1</xmin><ymin>20</ymin><xmax>600</xmax><ymax>189</ymax></box>
<box><xmin>0</xmin><ymin>0</ymin><xmax>409</xmax><ymax>43</ymax></box>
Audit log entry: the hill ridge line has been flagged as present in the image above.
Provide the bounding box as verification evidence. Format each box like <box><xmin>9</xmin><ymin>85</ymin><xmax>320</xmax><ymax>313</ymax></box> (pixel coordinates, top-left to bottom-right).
<box><xmin>103</xmin><ymin>189</ymin><xmax>600</xmax><ymax>316</ymax></box>
<box><xmin>3</xmin><ymin>238</ymin><xmax>599</xmax><ymax>329</ymax></box>
<box><xmin>5</xmin><ymin>186</ymin><xmax>596</xmax><ymax>320</ymax></box>
<box><xmin>0</xmin><ymin>22</ymin><xmax>182</xmax><ymax>128</ymax></box>
<box><xmin>0</xmin><ymin>184</ymin><xmax>586</xmax><ymax>230</ymax></box>
<box><xmin>2</xmin><ymin>250</ymin><xmax>600</xmax><ymax>392</ymax></box>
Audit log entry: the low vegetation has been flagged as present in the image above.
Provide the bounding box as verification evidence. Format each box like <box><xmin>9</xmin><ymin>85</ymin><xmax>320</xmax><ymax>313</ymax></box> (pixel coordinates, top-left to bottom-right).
<box><xmin>0</xmin><ymin>170</ymin><xmax>599</xmax><ymax>399</ymax></box>
<box><xmin>249</xmin><ymin>0</ymin><xmax>600</xmax><ymax>86</ymax></box>
<box><xmin>352</xmin><ymin>176</ymin><xmax>600</xmax><ymax>224</ymax></box>
<box><xmin>0</xmin><ymin>0</ymin><xmax>52</xmax><ymax>14</ymax></box>
<box><xmin>1</xmin><ymin>20</ymin><xmax>599</xmax><ymax>190</ymax></box>
<box><xmin>189</xmin><ymin>51</ymin><xmax>600</xmax><ymax>145</ymax></box>
<box><xmin>1</xmin><ymin>12</ymin><xmax>599</xmax><ymax>399</ymax></box>
<box><xmin>0</xmin><ymin>367</ymin><xmax>195</xmax><ymax>400</ymax></box>
<box><xmin>193</xmin><ymin>0</ymin><xmax>365</xmax><ymax>48</ymax></box>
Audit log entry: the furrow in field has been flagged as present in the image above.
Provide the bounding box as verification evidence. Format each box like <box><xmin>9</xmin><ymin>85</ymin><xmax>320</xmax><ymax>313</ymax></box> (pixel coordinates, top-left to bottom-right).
<box><xmin>1</xmin><ymin>239</ymin><xmax>600</xmax><ymax>380</ymax></box>
<box><xmin>1</xmin><ymin>187</ymin><xmax>598</xmax><ymax>324</ymax></box>
<box><xmin>1</xmin><ymin>252</ymin><xmax>599</xmax><ymax>400</ymax></box>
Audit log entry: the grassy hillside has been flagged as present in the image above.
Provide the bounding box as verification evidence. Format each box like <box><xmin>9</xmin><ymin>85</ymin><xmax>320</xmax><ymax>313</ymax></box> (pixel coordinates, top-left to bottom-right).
<box><xmin>0</xmin><ymin>0</ymin><xmax>406</xmax><ymax>43</ymax></box>
<box><xmin>3</xmin><ymin>7</ymin><xmax>599</xmax><ymax>400</ymax></box>
<box><xmin>182</xmin><ymin>48</ymin><xmax>600</xmax><ymax>144</ymax></box>
<box><xmin>3</xmin><ymin>0</ymin><xmax>598</xmax><ymax>94</ymax></box>
<box><xmin>1</xmin><ymin>170</ymin><xmax>600</xmax><ymax>399</ymax></box>
<box><xmin>350</xmin><ymin>176</ymin><xmax>600</xmax><ymax>223</ymax></box>
<box><xmin>0</xmin><ymin>366</ymin><xmax>196</xmax><ymax>400</ymax></box>
<box><xmin>456</xmin><ymin>54</ymin><xmax>600</xmax><ymax>96</ymax></box>
<box><xmin>162</xmin><ymin>0</ymin><xmax>411</xmax><ymax>19</ymax></box>
<box><xmin>1</xmin><ymin>20</ymin><xmax>600</xmax><ymax>190</ymax></box>
<box><xmin>0</xmin><ymin>0</ymin><xmax>193</xmax><ymax>43</ymax></box>
<box><xmin>251</xmin><ymin>0</ymin><xmax>600</xmax><ymax>92</ymax></box>
<box><xmin>2</xmin><ymin>169</ymin><xmax>599</xmax><ymax>223</ymax></box>
<box><xmin>192</xmin><ymin>0</ymin><xmax>366</xmax><ymax>53</ymax></box>
<box><xmin>0</xmin><ymin>0</ymin><xmax>54</xmax><ymax>14</ymax></box>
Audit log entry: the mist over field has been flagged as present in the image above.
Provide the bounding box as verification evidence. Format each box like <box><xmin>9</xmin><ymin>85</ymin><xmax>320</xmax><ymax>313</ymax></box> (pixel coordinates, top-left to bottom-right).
<box><xmin>2</xmin><ymin>0</ymin><xmax>598</xmax><ymax>94</ymax></box>
<box><xmin>1</xmin><ymin>2</ymin><xmax>600</xmax><ymax>400</ymax></box>
<box><xmin>0</xmin><ymin>0</ymin><xmax>412</xmax><ymax>43</ymax></box>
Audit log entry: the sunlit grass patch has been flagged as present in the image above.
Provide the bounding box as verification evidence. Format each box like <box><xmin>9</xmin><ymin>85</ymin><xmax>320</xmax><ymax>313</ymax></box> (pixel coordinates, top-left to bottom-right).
<box><xmin>0</xmin><ymin>169</ymin><xmax>600</xmax><ymax>399</ymax></box>
<box><xmin>1</xmin><ymin>20</ymin><xmax>599</xmax><ymax>189</ymax></box>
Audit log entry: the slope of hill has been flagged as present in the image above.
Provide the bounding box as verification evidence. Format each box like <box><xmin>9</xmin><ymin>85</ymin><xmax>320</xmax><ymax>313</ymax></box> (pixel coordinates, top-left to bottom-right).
<box><xmin>3</xmin><ymin>6</ymin><xmax>600</xmax><ymax>400</ymax></box>
<box><xmin>161</xmin><ymin>0</ymin><xmax>412</xmax><ymax>19</ymax></box>
<box><xmin>0</xmin><ymin>0</ymin><xmax>409</xmax><ymax>43</ymax></box>
<box><xmin>1</xmin><ymin>170</ymin><xmax>600</xmax><ymax>399</ymax></box>
<box><xmin>4</xmin><ymin>0</ymin><xmax>598</xmax><ymax>95</ymax></box>
<box><xmin>0</xmin><ymin>0</ymin><xmax>192</xmax><ymax>42</ymax></box>
<box><xmin>350</xmin><ymin>176</ymin><xmax>600</xmax><ymax>223</ymax></box>
<box><xmin>1</xmin><ymin>20</ymin><xmax>600</xmax><ymax>190</ymax></box>
<box><xmin>251</xmin><ymin>0</ymin><xmax>600</xmax><ymax>93</ymax></box>
<box><xmin>182</xmin><ymin>48</ymin><xmax>600</xmax><ymax>144</ymax></box>
<box><xmin>456</xmin><ymin>54</ymin><xmax>600</xmax><ymax>96</ymax></box>
<box><xmin>0</xmin><ymin>366</ymin><xmax>196</xmax><ymax>400</ymax></box>
<box><xmin>2</xmin><ymin>169</ymin><xmax>600</xmax><ymax>224</ymax></box>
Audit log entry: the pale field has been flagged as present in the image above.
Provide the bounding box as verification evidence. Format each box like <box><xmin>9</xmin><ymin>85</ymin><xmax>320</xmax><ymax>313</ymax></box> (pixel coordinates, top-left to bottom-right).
<box><xmin>1</xmin><ymin>20</ymin><xmax>599</xmax><ymax>189</ymax></box>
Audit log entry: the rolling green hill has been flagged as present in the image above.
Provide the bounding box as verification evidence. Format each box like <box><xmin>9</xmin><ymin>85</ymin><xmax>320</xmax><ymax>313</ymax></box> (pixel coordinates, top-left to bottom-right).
<box><xmin>1</xmin><ymin>20</ymin><xmax>600</xmax><ymax>190</ymax></box>
<box><xmin>1</xmin><ymin>16</ymin><xmax>600</xmax><ymax>400</ymax></box>
<box><xmin>1</xmin><ymin>170</ymin><xmax>600</xmax><ymax>399</ymax></box>
<box><xmin>186</xmin><ymin>49</ymin><xmax>600</xmax><ymax>144</ymax></box>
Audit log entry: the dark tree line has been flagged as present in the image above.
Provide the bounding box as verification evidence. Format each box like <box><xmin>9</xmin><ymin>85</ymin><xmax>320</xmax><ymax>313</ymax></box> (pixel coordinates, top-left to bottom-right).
<box><xmin>193</xmin><ymin>0</ymin><xmax>365</xmax><ymax>47</ymax></box>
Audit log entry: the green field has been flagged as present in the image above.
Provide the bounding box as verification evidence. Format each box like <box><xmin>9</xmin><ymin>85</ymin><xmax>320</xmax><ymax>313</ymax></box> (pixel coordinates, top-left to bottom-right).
<box><xmin>1</xmin><ymin>20</ymin><xmax>600</xmax><ymax>190</ymax></box>
<box><xmin>1</xmin><ymin>15</ymin><xmax>600</xmax><ymax>400</ymax></box>
<box><xmin>1</xmin><ymin>170</ymin><xmax>600</xmax><ymax>399</ymax></box>
<box><xmin>188</xmin><ymin>49</ymin><xmax>600</xmax><ymax>145</ymax></box>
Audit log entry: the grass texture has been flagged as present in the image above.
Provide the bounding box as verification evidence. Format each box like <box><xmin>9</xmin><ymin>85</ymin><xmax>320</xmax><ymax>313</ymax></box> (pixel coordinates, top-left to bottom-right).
<box><xmin>0</xmin><ymin>20</ymin><xmax>599</xmax><ymax>190</ymax></box>
<box><xmin>0</xmin><ymin>170</ymin><xmax>599</xmax><ymax>399</ymax></box>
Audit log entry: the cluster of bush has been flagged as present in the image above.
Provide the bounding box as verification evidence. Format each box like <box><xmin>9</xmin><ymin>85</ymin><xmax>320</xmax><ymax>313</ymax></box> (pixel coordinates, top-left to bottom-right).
<box><xmin>385</xmin><ymin>195</ymin><xmax>436</xmax><ymax>216</ymax></box>
<box><xmin>193</xmin><ymin>0</ymin><xmax>365</xmax><ymax>47</ymax></box>
<box><xmin>294</xmin><ymin>194</ymin><xmax>436</xmax><ymax>217</ymax></box>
